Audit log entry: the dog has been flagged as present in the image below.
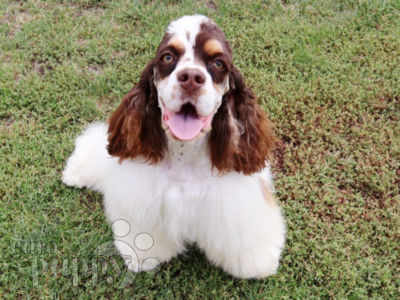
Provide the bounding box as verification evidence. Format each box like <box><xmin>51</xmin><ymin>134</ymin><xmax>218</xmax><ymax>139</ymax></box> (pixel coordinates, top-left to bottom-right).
<box><xmin>62</xmin><ymin>15</ymin><xmax>285</xmax><ymax>279</ymax></box>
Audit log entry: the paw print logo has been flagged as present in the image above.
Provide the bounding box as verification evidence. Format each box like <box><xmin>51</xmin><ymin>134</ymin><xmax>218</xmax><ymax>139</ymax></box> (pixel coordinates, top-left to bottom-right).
<box><xmin>111</xmin><ymin>219</ymin><xmax>160</xmax><ymax>273</ymax></box>
<box><xmin>93</xmin><ymin>219</ymin><xmax>160</xmax><ymax>289</ymax></box>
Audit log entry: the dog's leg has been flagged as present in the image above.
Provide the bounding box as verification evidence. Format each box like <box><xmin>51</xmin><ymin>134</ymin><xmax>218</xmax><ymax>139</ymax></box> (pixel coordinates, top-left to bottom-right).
<box><xmin>198</xmin><ymin>172</ymin><xmax>286</xmax><ymax>279</ymax></box>
<box><xmin>109</xmin><ymin>218</ymin><xmax>185</xmax><ymax>273</ymax></box>
<box><xmin>62</xmin><ymin>123</ymin><xmax>110</xmax><ymax>192</ymax></box>
<box><xmin>104</xmin><ymin>185</ymin><xmax>187</xmax><ymax>273</ymax></box>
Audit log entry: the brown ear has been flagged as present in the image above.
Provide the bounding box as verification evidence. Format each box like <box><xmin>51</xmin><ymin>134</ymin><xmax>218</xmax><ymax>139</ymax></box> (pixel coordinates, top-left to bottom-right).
<box><xmin>107</xmin><ymin>60</ymin><xmax>166</xmax><ymax>163</ymax></box>
<box><xmin>209</xmin><ymin>66</ymin><xmax>274</xmax><ymax>175</ymax></box>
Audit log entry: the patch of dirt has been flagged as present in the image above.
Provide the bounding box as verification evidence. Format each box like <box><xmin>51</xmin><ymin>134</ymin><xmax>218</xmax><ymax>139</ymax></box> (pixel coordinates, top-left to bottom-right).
<box><xmin>272</xmin><ymin>139</ymin><xmax>286</xmax><ymax>171</ymax></box>
<box><xmin>88</xmin><ymin>65</ymin><xmax>104</xmax><ymax>76</ymax></box>
<box><xmin>1</xmin><ymin>2</ymin><xmax>35</xmax><ymax>36</ymax></box>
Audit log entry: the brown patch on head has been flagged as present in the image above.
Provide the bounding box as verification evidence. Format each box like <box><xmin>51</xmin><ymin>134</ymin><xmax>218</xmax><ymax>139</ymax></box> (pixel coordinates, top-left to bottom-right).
<box><xmin>195</xmin><ymin>21</ymin><xmax>232</xmax><ymax>84</ymax></box>
<box><xmin>259</xmin><ymin>178</ymin><xmax>277</xmax><ymax>207</ymax></box>
<box><xmin>153</xmin><ymin>33</ymin><xmax>185</xmax><ymax>80</ymax></box>
<box><xmin>196</xmin><ymin>21</ymin><xmax>232</xmax><ymax>58</ymax></box>
<box><xmin>204</xmin><ymin>39</ymin><xmax>223</xmax><ymax>57</ymax></box>
<box><xmin>167</xmin><ymin>35</ymin><xmax>185</xmax><ymax>53</ymax></box>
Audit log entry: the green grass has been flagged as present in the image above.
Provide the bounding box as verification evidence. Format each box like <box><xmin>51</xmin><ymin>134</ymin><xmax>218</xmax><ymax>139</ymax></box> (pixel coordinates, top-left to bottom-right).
<box><xmin>1</xmin><ymin>0</ymin><xmax>399</xmax><ymax>298</ymax></box>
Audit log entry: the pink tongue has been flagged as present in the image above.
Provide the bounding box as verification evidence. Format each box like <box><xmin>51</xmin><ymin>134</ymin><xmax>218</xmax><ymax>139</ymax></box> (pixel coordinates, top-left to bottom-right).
<box><xmin>166</xmin><ymin>113</ymin><xmax>204</xmax><ymax>140</ymax></box>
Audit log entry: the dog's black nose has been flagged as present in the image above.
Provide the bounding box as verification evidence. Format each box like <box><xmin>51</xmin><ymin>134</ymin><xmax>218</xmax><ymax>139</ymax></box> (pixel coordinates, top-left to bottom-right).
<box><xmin>177</xmin><ymin>69</ymin><xmax>205</xmax><ymax>92</ymax></box>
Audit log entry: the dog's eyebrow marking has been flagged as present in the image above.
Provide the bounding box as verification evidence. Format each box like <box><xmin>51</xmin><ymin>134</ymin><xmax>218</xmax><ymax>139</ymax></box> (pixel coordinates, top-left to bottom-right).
<box><xmin>167</xmin><ymin>36</ymin><xmax>185</xmax><ymax>53</ymax></box>
<box><xmin>204</xmin><ymin>39</ymin><xmax>223</xmax><ymax>56</ymax></box>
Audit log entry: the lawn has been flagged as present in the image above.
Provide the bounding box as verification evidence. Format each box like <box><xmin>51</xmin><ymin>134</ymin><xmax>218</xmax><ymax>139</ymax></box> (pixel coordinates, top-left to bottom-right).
<box><xmin>1</xmin><ymin>0</ymin><xmax>399</xmax><ymax>298</ymax></box>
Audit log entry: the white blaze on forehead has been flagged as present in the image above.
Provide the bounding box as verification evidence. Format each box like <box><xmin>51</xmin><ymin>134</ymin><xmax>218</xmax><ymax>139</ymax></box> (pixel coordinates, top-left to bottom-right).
<box><xmin>167</xmin><ymin>15</ymin><xmax>210</xmax><ymax>43</ymax></box>
<box><xmin>166</xmin><ymin>15</ymin><xmax>210</xmax><ymax>61</ymax></box>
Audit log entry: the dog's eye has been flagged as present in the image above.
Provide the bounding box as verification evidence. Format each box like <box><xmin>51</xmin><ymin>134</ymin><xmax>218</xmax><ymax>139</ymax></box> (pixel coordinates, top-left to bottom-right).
<box><xmin>212</xmin><ymin>60</ymin><xmax>224</xmax><ymax>69</ymax></box>
<box><xmin>162</xmin><ymin>54</ymin><xmax>174</xmax><ymax>63</ymax></box>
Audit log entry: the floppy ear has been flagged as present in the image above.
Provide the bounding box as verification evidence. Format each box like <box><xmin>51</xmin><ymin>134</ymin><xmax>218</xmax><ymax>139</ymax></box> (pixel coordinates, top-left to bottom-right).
<box><xmin>209</xmin><ymin>65</ymin><xmax>274</xmax><ymax>175</ymax></box>
<box><xmin>107</xmin><ymin>60</ymin><xmax>167</xmax><ymax>163</ymax></box>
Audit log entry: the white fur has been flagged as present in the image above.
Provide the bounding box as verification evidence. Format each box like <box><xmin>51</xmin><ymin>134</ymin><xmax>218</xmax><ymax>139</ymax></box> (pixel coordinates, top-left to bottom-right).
<box><xmin>62</xmin><ymin>123</ymin><xmax>285</xmax><ymax>279</ymax></box>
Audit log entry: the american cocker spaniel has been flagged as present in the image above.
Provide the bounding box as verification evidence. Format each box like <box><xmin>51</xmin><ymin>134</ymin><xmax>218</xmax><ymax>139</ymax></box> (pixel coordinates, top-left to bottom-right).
<box><xmin>62</xmin><ymin>15</ymin><xmax>285</xmax><ymax>279</ymax></box>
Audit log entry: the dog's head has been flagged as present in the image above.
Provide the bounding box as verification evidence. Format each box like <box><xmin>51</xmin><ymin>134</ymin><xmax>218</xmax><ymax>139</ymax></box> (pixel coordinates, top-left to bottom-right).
<box><xmin>107</xmin><ymin>15</ymin><xmax>274</xmax><ymax>174</ymax></box>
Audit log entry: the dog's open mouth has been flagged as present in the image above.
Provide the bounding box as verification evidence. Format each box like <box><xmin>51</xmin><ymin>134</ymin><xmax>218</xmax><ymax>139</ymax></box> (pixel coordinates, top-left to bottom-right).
<box><xmin>162</xmin><ymin>103</ymin><xmax>213</xmax><ymax>141</ymax></box>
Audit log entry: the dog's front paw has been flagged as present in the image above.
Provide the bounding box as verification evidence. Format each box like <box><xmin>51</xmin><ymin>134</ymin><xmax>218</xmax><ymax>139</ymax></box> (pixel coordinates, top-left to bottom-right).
<box><xmin>123</xmin><ymin>256</ymin><xmax>139</xmax><ymax>273</ymax></box>
<box><xmin>225</xmin><ymin>245</ymin><xmax>282</xmax><ymax>279</ymax></box>
<box><xmin>141</xmin><ymin>257</ymin><xmax>161</xmax><ymax>273</ymax></box>
<box><xmin>61</xmin><ymin>163</ymin><xmax>85</xmax><ymax>188</ymax></box>
<box><xmin>123</xmin><ymin>256</ymin><xmax>160</xmax><ymax>273</ymax></box>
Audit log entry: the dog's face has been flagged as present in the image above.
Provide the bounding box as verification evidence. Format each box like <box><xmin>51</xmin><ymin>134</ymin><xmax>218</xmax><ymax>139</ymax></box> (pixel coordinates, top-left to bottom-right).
<box><xmin>107</xmin><ymin>15</ymin><xmax>274</xmax><ymax>175</ymax></box>
<box><xmin>154</xmin><ymin>15</ymin><xmax>232</xmax><ymax>141</ymax></box>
